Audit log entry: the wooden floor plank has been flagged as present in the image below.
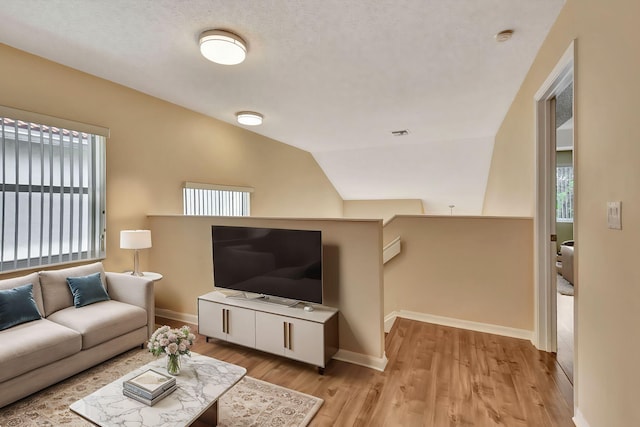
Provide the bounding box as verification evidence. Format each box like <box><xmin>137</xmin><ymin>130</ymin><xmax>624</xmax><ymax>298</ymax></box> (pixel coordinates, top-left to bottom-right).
<box><xmin>157</xmin><ymin>316</ymin><xmax>573</xmax><ymax>426</ymax></box>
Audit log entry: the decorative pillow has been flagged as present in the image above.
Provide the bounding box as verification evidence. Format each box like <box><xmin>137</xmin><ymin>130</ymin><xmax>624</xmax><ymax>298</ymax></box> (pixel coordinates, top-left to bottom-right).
<box><xmin>0</xmin><ymin>284</ymin><xmax>42</xmax><ymax>331</ymax></box>
<box><xmin>40</xmin><ymin>262</ymin><xmax>106</xmax><ymax>316</ymax></box>
<box><xmin>66</xmin><ymin>272</ymin><xmax>110</xmax><ymax>308</ymax></box>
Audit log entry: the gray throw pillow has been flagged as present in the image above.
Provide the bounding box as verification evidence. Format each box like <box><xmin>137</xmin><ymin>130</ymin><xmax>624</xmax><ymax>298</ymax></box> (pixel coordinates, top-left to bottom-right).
<box><xmin>0</xmin><ymin>283</ymin><xmax>42</xmax><ymax>330</ymax></box>
<box><xmin>66</xmin><ymin>272</ymin><xmax>110</xmax><ymax>308</ymax></box>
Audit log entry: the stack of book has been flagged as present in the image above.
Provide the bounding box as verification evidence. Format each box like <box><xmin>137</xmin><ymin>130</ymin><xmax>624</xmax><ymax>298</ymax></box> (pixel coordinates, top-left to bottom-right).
<box><xmin>123</xmin><ymin>369</ymin><xmax>177</xmax><ymax>406</ymax></box>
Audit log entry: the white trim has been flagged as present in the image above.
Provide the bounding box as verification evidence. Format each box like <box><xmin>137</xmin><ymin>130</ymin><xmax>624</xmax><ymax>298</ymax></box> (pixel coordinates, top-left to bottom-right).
<box><xmin>184</xmin><ymin>181</ymin><xmax>254</xmax><ymax>193</ymax></box>
<box><xmin>155</xmin><ymin>308</ymin><xmax>198</xmax><ymax>325</ymax></box>
<box><xmin>0</xmin><ymin>104</ymin><xmax>110</xmax><ymax>137</ymax></box>
<box><xmin>534</xmin><ymin>40</ymin><xmax>575</xmax><ymax>352</ymax></box>
<box><xmin>384</xmin><ymin>312</ymin><xmax>397</xmax><ymax>333</ymax></box>
<box><xmin>382</xmin><ymin>236</ymin><xmax>401</xmax><ymax>264</ymax></box>
<box><xmin>387</xmin><ymin>310</ymin><xmax>533</xmax><ymax>342</ymax></box>
<box><xmin>535</xmin><ymin>42</ymin><xmax>575</xmax><ymax>99</ymax></box>
<box><xmin>572</xmin><ymin>408</ymin><xmax>591</xmax><ymax>427</ymax></box>
<box><xmin>332</xmin><ymin>349</ymin><xmax>388</xmax><ymax>372</ymax></box>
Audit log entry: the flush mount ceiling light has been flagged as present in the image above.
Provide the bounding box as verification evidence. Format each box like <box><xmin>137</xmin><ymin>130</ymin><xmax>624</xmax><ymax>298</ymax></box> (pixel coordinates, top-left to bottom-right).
<box><xmin>236</xmin><ymin>111</ymin><xmax>263</xmax><ymax>126</ymax></box>
<box><xmin>199</xmin><ymin>29</ymin><xmax>247</xmax><ymax>65</ymax></box>
<box><xmin>495</xmin><ymin>29</ymin><xmax>514</xmax><ymax>42</ymax></box>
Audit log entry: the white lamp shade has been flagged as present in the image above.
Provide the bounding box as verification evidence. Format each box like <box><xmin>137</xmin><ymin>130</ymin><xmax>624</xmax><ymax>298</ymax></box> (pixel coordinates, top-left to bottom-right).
<box><xmin>199</xmin><ymin>30</ymin><xmax>247</xmax><ymax>65</ymax></box>
<box><xmin>120</xmin><ymin>230</ymin><xmax>152</xmax><ymax>249</ymax></box>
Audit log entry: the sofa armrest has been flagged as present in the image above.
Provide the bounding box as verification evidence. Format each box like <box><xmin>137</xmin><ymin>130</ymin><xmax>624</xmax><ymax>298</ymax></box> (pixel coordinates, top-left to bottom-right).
<box><xmin>560</xmin><ymin>245</ymin><xmax>575</xmax><ymax>285</ymax></box>
<box><xmin>105</xmin><ymin>272</ymin><xmax>155</xmax><ymax>338</ymax></box>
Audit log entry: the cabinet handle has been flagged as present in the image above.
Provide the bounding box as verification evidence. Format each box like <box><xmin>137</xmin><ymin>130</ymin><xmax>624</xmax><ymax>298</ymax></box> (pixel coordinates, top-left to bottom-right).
<box><xmin>222</xmin><ymin>309</ymin><xmax>226</xmax><ymax>333</ymax></box>
<box><xmin>288</xmin><ymin>322</ymin><xmax>293</xmax><ymax>350</ymax></box>
<box><xmin>226</xmin><ymin>309</ymin><xmax>230</xmax><ymax>334</ymax></box>
<box><xmin>283</xmin><ymin>322</ymin><xmax>288</xmax><ymax>349</ymax></box>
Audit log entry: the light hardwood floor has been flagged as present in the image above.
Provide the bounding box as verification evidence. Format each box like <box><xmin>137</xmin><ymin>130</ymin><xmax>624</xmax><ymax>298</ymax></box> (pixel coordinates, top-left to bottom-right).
<box><xmin>158</xmin><ymin>316</ymin><xmax>574</xmax><ymax>426</ymax></box>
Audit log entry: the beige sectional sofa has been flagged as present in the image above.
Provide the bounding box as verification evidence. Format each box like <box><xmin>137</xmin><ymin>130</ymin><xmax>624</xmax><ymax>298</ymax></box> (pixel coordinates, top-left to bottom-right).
<box><xmin>0</xmin><ymin>262</ymin><xmax>154</xmax><ymax>408</ymax></box>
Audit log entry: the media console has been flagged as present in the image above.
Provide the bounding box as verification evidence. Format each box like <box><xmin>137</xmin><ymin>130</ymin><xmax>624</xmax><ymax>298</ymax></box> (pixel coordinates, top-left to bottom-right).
<box><xmin>198</xmin><ymin>291</ymin><xmax>339</xmax><ymax>374</ymax></box>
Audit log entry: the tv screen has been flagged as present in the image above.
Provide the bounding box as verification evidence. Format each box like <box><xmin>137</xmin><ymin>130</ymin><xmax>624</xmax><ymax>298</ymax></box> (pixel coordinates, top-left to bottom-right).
<box><xmin>212</xmin><ymin>225</ymin><xmax>323</xmax><ymax>304</ymax></box>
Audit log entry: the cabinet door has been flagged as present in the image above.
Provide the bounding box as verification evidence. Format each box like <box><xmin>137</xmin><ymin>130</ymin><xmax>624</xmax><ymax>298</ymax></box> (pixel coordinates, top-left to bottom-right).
<box><xmin>226</xmin><ymin>305</ymin><xmax>256</xmax><ymax>348</ymax></box>
<box><xmin>198</xmin><ymin>300</ymin><xmax>227</xmax><ymax>341</ymax></box>
<box><xmin>286</xmin><ymin>317</ymin><xmax>325</xmax><ymax>366</ymax></box>
<box><xmin>255</xmin><ymin>311</ymin><xmax>287</xmax><ymax>356</ymax></box>
<box><xmin>255</xmin><ymin>312</ymin><xmax>325</xmax><ymax>367</ymax></box>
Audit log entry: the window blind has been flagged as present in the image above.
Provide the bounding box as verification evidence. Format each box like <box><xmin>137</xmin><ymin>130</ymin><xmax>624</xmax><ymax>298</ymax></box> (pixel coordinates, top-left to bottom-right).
<box><xmin>0</xmin><ymin>116</ymin><xmax>106</xmax><ymax>272</ymax></box>
<box><xmin>556</xmin><ymin>166</ymin><xmax>573</xmax><ymax>222</ymax></box>
<box><xmin>183</xmin><ymin>182</ymin><xmax>252</xmax><ymax>216</ymax></box>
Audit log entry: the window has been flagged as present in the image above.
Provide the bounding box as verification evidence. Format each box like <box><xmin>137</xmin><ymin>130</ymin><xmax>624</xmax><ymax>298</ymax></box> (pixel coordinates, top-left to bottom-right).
<box><xmin>183</xmin><ymin>182</ymin><xmax>252</xmax><ymax>216</ymax></box>
<box><xmin>1</xmin><ymin>109</ymin><xmax>106</xmax><ymax>272</ymax></box>
<box><xmin>556</xmin><ymin>165</ymin><xmax>574</xmax><ymax>222</ymax></box>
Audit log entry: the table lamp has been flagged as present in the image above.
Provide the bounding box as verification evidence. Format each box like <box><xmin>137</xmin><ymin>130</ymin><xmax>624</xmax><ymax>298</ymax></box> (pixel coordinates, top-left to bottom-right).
<box><xmin>120</xmin><ymin>230</ymin><xmax>152</xmax><ymax>276</ymax></box>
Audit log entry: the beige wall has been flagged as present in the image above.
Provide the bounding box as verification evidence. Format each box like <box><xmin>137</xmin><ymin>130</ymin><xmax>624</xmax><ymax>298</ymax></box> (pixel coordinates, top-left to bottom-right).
<box><xmin>483</xmin><ymin>0</ymin><xmax>640</xmax><ymax>424</ymax></box>
<box><xmin>343</xmin><ymin>199</ymin><xmax>424</xmax><ymax>223</ymax></box>
<box><xmin>0</xmin><ymin>43</ymin><xmax>343</xmax><ymax>277</ymax></box>
<box><xmin>383</xmin><ymin>216</ymin><xmax>533</xmax><ymax>331</ymax></box>
<box><xmin>556</xmin><ymin>221</ymin><xmax>574</xmax><ymax>253</ymax></box>
<box><xmin>147</xmin><ymin>215</ymin><xmax>384</xmax><ymax>360</ymax></box>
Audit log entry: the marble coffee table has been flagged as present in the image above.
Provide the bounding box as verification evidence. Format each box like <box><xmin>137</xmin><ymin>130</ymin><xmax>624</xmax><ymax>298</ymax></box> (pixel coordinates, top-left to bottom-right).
<box><xmin>70</xmin><ymin>352</ymin><xmax>246</xmax><ymax>426</ymax></box>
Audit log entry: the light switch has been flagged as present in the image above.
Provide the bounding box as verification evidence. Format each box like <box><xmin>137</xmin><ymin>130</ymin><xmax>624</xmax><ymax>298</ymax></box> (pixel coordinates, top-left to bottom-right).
<box><xmin>607</xmin><ymin>201</ymin><xmax>622</xmax><ymax>230</ymax></box>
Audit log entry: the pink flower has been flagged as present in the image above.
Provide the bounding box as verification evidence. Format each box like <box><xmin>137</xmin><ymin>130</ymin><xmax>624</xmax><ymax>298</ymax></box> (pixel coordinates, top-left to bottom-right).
<box><xmin>167</xmin><ymin>342</ymin><xmax>179</xmax><ymax>355</ymax></box>
<box><xmin>148</xmin><ymin>325</ymin><xmax>196</xmax><ymax>357</ymax></box>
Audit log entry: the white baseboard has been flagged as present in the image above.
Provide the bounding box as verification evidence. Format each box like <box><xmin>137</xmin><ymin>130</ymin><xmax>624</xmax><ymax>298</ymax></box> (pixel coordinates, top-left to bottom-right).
<box><xmin>384</xmin><ymin>313</ymin><xmax>397</xmax><ymax>333</ymax></box>
<box><xmin>155</xmin><ymin>308</ymin><xmax>198</xmax><ymax>325</ymax></box>
<box><xmin>333</xmin><ymin>349</ymin><xmax>388</xmax><ymax>372</ymax></box>
<box><xmin>385</xmin><ymin>310</ymin><xmax>533</xmax><ymax>342</ymax></box>
<box><xmin>572</xmin><ymin>408</ymin><xmax>591</xmax><ymax>427</ymax></box>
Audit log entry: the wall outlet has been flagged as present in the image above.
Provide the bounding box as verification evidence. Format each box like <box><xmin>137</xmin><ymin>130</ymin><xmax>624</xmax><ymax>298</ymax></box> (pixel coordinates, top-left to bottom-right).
<box><xmin>607</xmin><ymin>201</ymin><xmax>622</xmax><ymax>230</ymax></box>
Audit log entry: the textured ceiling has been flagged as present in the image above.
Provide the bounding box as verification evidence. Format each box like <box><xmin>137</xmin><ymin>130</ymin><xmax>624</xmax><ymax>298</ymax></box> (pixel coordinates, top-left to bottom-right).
<box><xmin>0</xmin><ymin>0</ymin><xmax>564</xmax><ymax>214</ymax></box>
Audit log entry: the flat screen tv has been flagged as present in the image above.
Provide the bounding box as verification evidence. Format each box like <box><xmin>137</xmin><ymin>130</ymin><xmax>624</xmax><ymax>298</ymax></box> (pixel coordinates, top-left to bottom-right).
<box><xmin>212</xmin><ymin>225</ymin><xmax>323</xmax><ymax>304</ymax></box>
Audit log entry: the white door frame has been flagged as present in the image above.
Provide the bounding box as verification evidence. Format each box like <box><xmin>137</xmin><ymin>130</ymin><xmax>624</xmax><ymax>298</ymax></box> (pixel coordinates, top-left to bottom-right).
<box><xmin>534</xmin><ymin>41</ymin><xmax>575</xmax><ymax>352</ymax></box>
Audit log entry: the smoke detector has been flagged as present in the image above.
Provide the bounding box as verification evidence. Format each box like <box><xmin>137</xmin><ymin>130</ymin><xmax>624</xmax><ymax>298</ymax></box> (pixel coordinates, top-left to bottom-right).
<box><xmin>495</xmin><ymin>29</ymin><xmax>514</xmax><ymax>42</ymax></box>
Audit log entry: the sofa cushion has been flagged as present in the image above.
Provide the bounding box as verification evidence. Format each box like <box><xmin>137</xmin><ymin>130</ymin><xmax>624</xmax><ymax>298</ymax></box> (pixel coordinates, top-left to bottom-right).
<box><xmin>67</xmin><ymin>272</ymin><xmax>110</xmax><ymax>307</ymax></box>
<box><xmin>47</xmin><ymin>300</ymin><xmax>147</xmax><ymax>350</ymax></box>
<box><xmin>0</xmin><ymin>318</ymin><xmax>82</xmax><ymax>383</ymax></box>
<box><xmin>39</xmin><ymin>262</ymin><xmax>106</xmax><ymax>317</ymax></box>
<box><xmin>0</xmin><ymin>272</ymin><xmax>44</xmax><ymax>316</ymax></box>
<box><xmin>0</xmin><ymin>284</ymin><xmax>42</xmax><ymax>331</ymax></box>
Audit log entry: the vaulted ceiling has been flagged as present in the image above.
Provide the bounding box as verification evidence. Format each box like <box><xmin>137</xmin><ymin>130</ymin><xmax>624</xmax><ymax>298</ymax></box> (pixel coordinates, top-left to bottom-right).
<box><xmin>0</xmin><ymin>0</ymin><xmax>564</xmax><ymax>214</ymax></box>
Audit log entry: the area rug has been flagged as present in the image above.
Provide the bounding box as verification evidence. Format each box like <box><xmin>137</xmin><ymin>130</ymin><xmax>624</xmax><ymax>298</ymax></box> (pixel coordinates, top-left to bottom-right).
<box><xmin>557</xmin><ymin>273</ymin><xmax>574</xmax><ymax>296</ymax></box>
<box><xmin>0</xmin><ymin>349</ymin><xmax>323</xmax><ymax>427</ymax></box>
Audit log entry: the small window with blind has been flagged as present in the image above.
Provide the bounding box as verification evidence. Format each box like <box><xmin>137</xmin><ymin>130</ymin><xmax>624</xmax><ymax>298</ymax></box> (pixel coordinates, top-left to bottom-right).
<box><xmin>183</xmin><ymin>182</ymin><xmax>252</xmax><ymax>216</ymax></box>
<box><xmin>0</xmin><ymin>107</ymin><xmax>107</xmax><ymax>272</ymax></box>
<box><xmin>556</xmin><ymin>165</ymin><xmax>574</xmax><ymax>222</ymax></box>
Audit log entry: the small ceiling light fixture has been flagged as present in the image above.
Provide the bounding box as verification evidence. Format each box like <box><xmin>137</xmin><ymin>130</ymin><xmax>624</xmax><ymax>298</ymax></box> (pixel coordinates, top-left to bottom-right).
<box><xmin>236</xmin><ymin>111</ymin><xmax>263</xmax><ymax>126</ymax></box>
<box><xmin>199</xmin><ymin>29</ymin><xmax>247</xmax><ymax>65</ymax></box>
<box><xmin>495</xmin><ymin>29</ymin><xmax>514</xmax><ymax>42</ymax></box>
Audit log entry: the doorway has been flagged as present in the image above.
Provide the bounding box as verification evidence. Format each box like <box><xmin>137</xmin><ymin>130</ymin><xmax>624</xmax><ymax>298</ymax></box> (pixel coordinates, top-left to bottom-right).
<box><xmin>534</xmin><ymin>40</ymin><xmax>576</xmax><ymax>397</ymax></box>
<box><xmin>554</xmin><ymin>83</ymin><xmax>574</xmax><ymax>383</ymax></box>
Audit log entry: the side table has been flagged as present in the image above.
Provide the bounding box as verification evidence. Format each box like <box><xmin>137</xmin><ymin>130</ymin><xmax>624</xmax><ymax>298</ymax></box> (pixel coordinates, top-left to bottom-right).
<box><xmin>123</xmin><ymin>271</ymin><xmax>163</xmax><ymax>281</ymax></box>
